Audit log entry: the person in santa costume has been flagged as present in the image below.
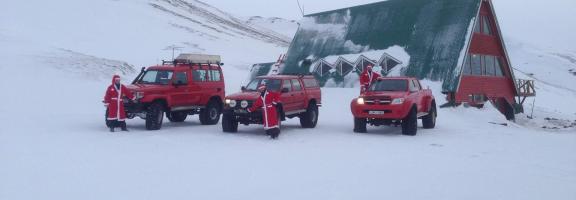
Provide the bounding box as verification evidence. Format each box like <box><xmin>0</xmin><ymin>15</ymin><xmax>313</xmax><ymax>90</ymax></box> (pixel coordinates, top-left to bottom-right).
<box><xmin>359</xmin><ymin>64</ymin><xmax>381</xmax><ymax>93</ymax></box>
<box><xmin>248</xmin><ymin>84</ymin><xmax>282</xmax><ymax>139</ymax></box>
<box><xmin>103</xmin><ymin>75</ymin><xmax>135</xmax><ymax>132</ymax></box>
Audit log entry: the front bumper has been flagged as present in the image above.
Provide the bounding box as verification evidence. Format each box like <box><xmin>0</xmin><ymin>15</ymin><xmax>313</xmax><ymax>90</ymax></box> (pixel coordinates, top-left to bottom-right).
<box><xmin>224</xmin><ymin>108</ymin><xmax>263</xmax><ymax>125</ymax></box>
<box><xmin>350</xmin><ymin>102</ymin><xmax>411</xmax><ymax>120</ymax></box>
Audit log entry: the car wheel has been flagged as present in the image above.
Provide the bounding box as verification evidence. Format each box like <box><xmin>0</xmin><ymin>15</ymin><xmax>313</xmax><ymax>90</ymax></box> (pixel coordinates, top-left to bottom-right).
<box><xmin>300</xmin><ymin>103</ymin><xmax>319</xmax><ymax>128</ymax></box>
<box><xmin>145</xmin><ymin>102</ymin><xmax>164</xmax><ymax>130</ymax></box>
<box><xmin>353</xmin><ymin>118</ymin><xmax>367</xmax><ymax>133</ymax></box>
<box><xmin>222</xmin><ymin>111</ymin><xmax>238</xmax><ymax>133</ymax></box>
<box><xmin>200</xmin><ymin>100</ymin><xmax>221</xmax><ymax>125</ymax></box>
<box><xmin>167</xmin><ymin>111</ymin><xmax>187</xmax><ymax>122</ymax></box>
<box><xmin>402</xmin><ymin>106</ymin><xmax>418</xmax><ymax>136</ymax></box>
<box><xmin>422</xmin><ymin>102</ymin><xmax>437</xmax><ymax>129</ymax></box>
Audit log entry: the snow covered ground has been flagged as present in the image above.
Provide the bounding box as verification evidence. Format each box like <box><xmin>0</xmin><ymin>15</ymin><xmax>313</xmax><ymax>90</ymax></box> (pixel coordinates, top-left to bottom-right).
<box><xmin>1</xmin><ymin>0</ymin><xmax>575</xmax><ymax>199</ymax></box>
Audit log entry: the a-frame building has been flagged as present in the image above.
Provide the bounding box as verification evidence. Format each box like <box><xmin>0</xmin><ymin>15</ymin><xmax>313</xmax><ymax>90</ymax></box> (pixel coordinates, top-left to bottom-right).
<box><xmin>281</xmin><ymin>0</ymin><xmax>534</xmax><ymax>118</ymax></box>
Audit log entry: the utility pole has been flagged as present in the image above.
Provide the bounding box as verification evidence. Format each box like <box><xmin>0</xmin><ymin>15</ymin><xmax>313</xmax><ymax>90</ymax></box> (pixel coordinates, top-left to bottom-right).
<box><xmin>296</xmin><ymin>0</ymin><xmax>305</xmax><ymax>17</ymax></box>
<box><xmin>163</xmin><ymin>45</ymin><xmax>184</xmax><ymax>60</ymax></box>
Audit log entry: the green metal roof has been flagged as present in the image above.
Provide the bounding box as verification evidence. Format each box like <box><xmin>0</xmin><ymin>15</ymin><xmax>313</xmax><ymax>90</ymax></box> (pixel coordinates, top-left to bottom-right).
<box><xmin>281</xmin><ymin>0</ymin><xmax>481</xmax><ymax>92</ymax></box>
<box><xmin>250</xmin><ymin>62</ymin><xmax>275</xmax><ymax>79</ymax></box>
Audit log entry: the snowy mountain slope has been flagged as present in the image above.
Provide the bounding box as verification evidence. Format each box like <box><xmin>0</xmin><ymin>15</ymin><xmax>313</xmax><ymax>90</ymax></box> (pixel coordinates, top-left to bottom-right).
<box><xmin>503</xmin><ymin>39</ymin><xmax>576</xmax><ymax>129</ymax></box>
<box><xmin>149</xmin><ymin>0</ymin><xmax>291</xmax><ymax>46</ymax></box>
<box><xmin>0</xmin><ymin>0</ymin><xmax>290</xmax><ymax>70</ymax></box>
<box><xmin>244</xmin><ymin>16</ymin><xmax>300</xmax><ymax>39</ymax></box>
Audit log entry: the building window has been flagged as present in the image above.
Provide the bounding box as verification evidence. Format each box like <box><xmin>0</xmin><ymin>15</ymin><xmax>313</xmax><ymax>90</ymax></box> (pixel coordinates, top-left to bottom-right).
<box><xmin>474</xmin><ymin>15</ymin><xmax>494</xmax><ymax>36</ymax></box>
<box><xmin>463</xmin><ymin>54</ymin><xmax>506</xmax><ymax>77</ymax></box>
<box><xmin>471</xmin><ymin>54</ymin><xmax>482</xmax><ymax>75</ymax></box>
<box><xmin>482</xmin><ymin>16</ymin><xmax>493</xmax><ymax>35</ymax></box>
<box><xmin>495</xmin><ymin>58</ymin><xmax>504</xmax><ymax>76</ymax></box>
<box><xmin>463</xmin><ymin>54</ymin><xmax>472</xmax><ymax>74</ymax></box>
<box><xmin>474</xmin><ymin>17</ymin><xmax>481</xmax><ymax>33</ymax></box>
<box><xmin>484</xmin><ymin>56</ymin><xmax>496</xmax><ymax>76</ymax></box>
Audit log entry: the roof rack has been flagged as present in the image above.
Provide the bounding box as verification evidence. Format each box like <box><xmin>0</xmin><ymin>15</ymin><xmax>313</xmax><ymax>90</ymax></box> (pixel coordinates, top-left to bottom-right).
<box><xmin>162</xmin><ymin>53</ymin><xmax>222</xmax><ymax>66</ymax></box>
<box><xmin>280</xmin><ymin>72</ymin><xmax>315</xmax><ymax>77</ymax></box>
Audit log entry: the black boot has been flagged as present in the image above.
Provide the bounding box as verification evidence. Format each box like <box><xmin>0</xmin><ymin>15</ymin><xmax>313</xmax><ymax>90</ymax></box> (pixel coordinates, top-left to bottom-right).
<box><xmin>268</xmin><ymin>128</ymin><xmax>280</xmax><ymax>139</ymax></box>
<box><xmin>120</xmin><ymin>121</ymin><xmax>128</xmax><ymax>132</ymax></box>
<box><xmin>109</xmin><ymin>127</ymin><xmax>115</xmax><ymax>132</ymax></box>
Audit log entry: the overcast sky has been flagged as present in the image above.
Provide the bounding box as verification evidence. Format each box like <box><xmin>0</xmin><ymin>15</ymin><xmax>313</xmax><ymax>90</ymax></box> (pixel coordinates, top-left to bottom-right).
<box><xmin>201</xmin><ymin>0</ymin><xmax>576</xmax><ymax>51</ymax></box>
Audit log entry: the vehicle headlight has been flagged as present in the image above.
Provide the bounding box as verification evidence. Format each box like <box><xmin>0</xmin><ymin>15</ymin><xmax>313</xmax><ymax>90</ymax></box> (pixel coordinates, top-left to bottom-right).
<box><xmin>356</xmin><ymin>98</ymin><xmax>365</xmax><ymax>105</ymax></box>
<box><xmin>240</xmin><ymin>100</ymin><xmax>249</xmax><ymax>108</ymax></box>
<box><xmin>227</xmin><ymin>99</ymin><xmax>237</xmax><ymax>107</ymax></box>
<box><xmin>391</xmin><ymin>98</ymin><xmax>405</xmax><ymax>105</ymax></box>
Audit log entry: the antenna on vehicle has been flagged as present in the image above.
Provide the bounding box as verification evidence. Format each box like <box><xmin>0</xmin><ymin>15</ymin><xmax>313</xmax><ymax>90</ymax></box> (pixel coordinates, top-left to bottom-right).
<box><xmin>163</xmin><ymin>45</ymin><xmax>184</xmax><ymax>60</ymax></box>
<box><xmin>296</xmin><ymin>0</ymin><xmax>305</xmax><ymax>17</ymax></box>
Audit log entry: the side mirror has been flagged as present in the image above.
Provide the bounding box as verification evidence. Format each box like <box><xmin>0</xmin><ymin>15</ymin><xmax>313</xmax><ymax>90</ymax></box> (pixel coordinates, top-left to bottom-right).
<box><xmin>173</xmin><ymin>80</ymin><xmax>185</xmax><ymax>86</ymax></box>
<box><xmin>281</xmin><ymin>88</ymin><xmax>290</xmax><ymax>93</ymax></box>
<box><xmin>241</xmin><ymin>86</ymin><xmax>247</xmax><ymax>91</ymax></box>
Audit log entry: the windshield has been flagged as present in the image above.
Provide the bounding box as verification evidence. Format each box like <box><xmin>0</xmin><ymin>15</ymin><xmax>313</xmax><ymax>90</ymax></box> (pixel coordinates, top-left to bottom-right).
<box><xmin>245</xmin><ymin>78</ymin><xmax>282</xmax><ymax>92</ymax></box>
<box><xmin>369</xmin><ymin>79</ymin><xmax>408</xmax><ymax>92</ymax></box>
<box><xmin>139</xmin><ymin>70</ymin><xmax>174</xmax><ymax>85</ymax></box>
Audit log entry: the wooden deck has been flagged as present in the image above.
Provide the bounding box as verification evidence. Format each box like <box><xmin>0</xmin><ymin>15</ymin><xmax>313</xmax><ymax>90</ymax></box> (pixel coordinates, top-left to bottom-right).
<box><xmin>516</xmin><ymin>79</ymin><xmax>536</xmax><ymax>105</ymax></box>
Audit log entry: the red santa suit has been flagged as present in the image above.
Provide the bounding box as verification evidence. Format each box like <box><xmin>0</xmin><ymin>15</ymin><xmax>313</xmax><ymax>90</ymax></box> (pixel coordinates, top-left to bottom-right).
<box><xmin>248</xmin><ymin>90</ymin><xmax>281</xmax><ymax>130</ymax></box>
<box><xmin>104</xmin><ymin>75</ymin><xmax>135</xmax><ymax>122</ymax></box>
<box><xmin>360</xmin><ymin>69</ymin><xmax>381</xmax><ymax>92</ymax></box>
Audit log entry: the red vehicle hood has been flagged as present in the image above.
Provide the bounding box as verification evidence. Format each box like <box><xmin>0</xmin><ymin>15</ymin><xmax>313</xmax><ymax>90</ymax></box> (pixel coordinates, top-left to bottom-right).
<box><xmin>226</xmin><ymin>91</ymin><xmax>261</xmax><ymax>101</ymax></box>
<box><xmin>126</xmin><ymin>84</ymin><xmax>167</xmax><ymax>93</ymax></box>
<box><xmin>361</xmin><ymin>91</ymin><xmax>409</xmax><ymax>99</ymax></box>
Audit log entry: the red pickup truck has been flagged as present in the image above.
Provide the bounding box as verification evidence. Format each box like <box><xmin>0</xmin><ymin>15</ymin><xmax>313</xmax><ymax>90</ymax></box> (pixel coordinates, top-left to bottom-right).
<box><xmin>350</xmin><ymin>77</ymin><xmax>437</xmax><ymax>136</ymax></box>
<box><xmin>222</xmin><ymin>75</ymin><xmax>322</xmax><ymax>133</ymax></box>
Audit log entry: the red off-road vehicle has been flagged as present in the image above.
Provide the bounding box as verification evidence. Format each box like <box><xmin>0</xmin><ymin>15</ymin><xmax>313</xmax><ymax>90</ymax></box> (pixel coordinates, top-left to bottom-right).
<box><xmin>120</xmin><ymin>54</ymin><xmax>225</xmax><ymax>130</ymax></box>
<box><xmin>350</xmin><ymin>77</ymin><xmax>437</xmax><ymax>136</ymax></box>
<box><xmin>221</xmin><ymin>75</ymin><xmax>322</xmax><ymax>132</ymax></box>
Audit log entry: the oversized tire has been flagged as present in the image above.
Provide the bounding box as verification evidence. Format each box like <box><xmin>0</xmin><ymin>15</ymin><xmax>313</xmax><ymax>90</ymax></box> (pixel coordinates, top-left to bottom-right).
<box><xmin>422</xmin><ymin>101</ymin><xmax>437</xmax><ymax>129</ymax></box>
<box><xmin>402</xmin><ymin>106</ymin><xmax>418</xmax><ymax>136</ymax></box>
<box><xmin>299</xmin><ymin>103</ymin><xmax>319</xmax><ymax>128</ymax></box>
<box><xmin>221</xmin><ymin>111</ymin><xmax>238</xmax><ymax>133</ymax></box>
<box><xmin>167</xmin><ymin>111</ymin><xmax>187</xmax><ymax>122</ymax></box>
<box><xmin>353</xmin><ymin>118</ymin><xmax>367</xmax><ymax>133</ymax></box>
<box><xmin>200</xmin><ymin>100</ymin><xmax>221</xmax><ymax>125</ymax></box>
<box><xmin>146</xmin><ymin>102</ymin><xmax>164</xmax><ymax>130</ymax></box>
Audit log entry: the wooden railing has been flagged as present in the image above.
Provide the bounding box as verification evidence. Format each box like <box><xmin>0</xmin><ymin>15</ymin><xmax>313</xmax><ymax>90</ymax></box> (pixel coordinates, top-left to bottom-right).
<box><xmin>517</xmin><ymin>79</ymin><xmax>536</xmax><ymax>97</ymax></box>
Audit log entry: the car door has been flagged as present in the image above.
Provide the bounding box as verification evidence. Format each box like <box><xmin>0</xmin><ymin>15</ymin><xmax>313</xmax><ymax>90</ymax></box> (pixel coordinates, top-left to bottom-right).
<box><xmin>189</xmin><ymin>67</ymin><xmax>207</xmax><ymax>105</ymax></box>
<box><xmin>280</xmin><ymin>79</ymin><xmax>295</xmax><ymax>111</ymax></box>
<box><xmin>410</xmin><ymin>80</ymin><xmax>424</xmax><ymax>113</ymax></box>
<box><xmin>170</xmin><ymin>70</ymin><xmax>190</xmax><ymax>107</ymax></box>
<box><xmin>291</xmin><ymin>79</ymin><xmax>306</xmax><ymax>111</ymax></box>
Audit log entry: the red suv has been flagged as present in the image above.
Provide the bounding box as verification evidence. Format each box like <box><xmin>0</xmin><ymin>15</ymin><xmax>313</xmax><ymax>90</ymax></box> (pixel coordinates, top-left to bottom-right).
<box><xmin>222</xmin><ymin>75</ymin><xmax>322</xmax><ymax>132</ymax></box>
<box><xmin>120</xmin><ymin>54</ymin><xmax>225</xmax><ymax>130</ymax></box>
<box><xmin>350</xmin><ymin>77</ymin><xmax>437</xmax><ymax>136</ymax></box>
